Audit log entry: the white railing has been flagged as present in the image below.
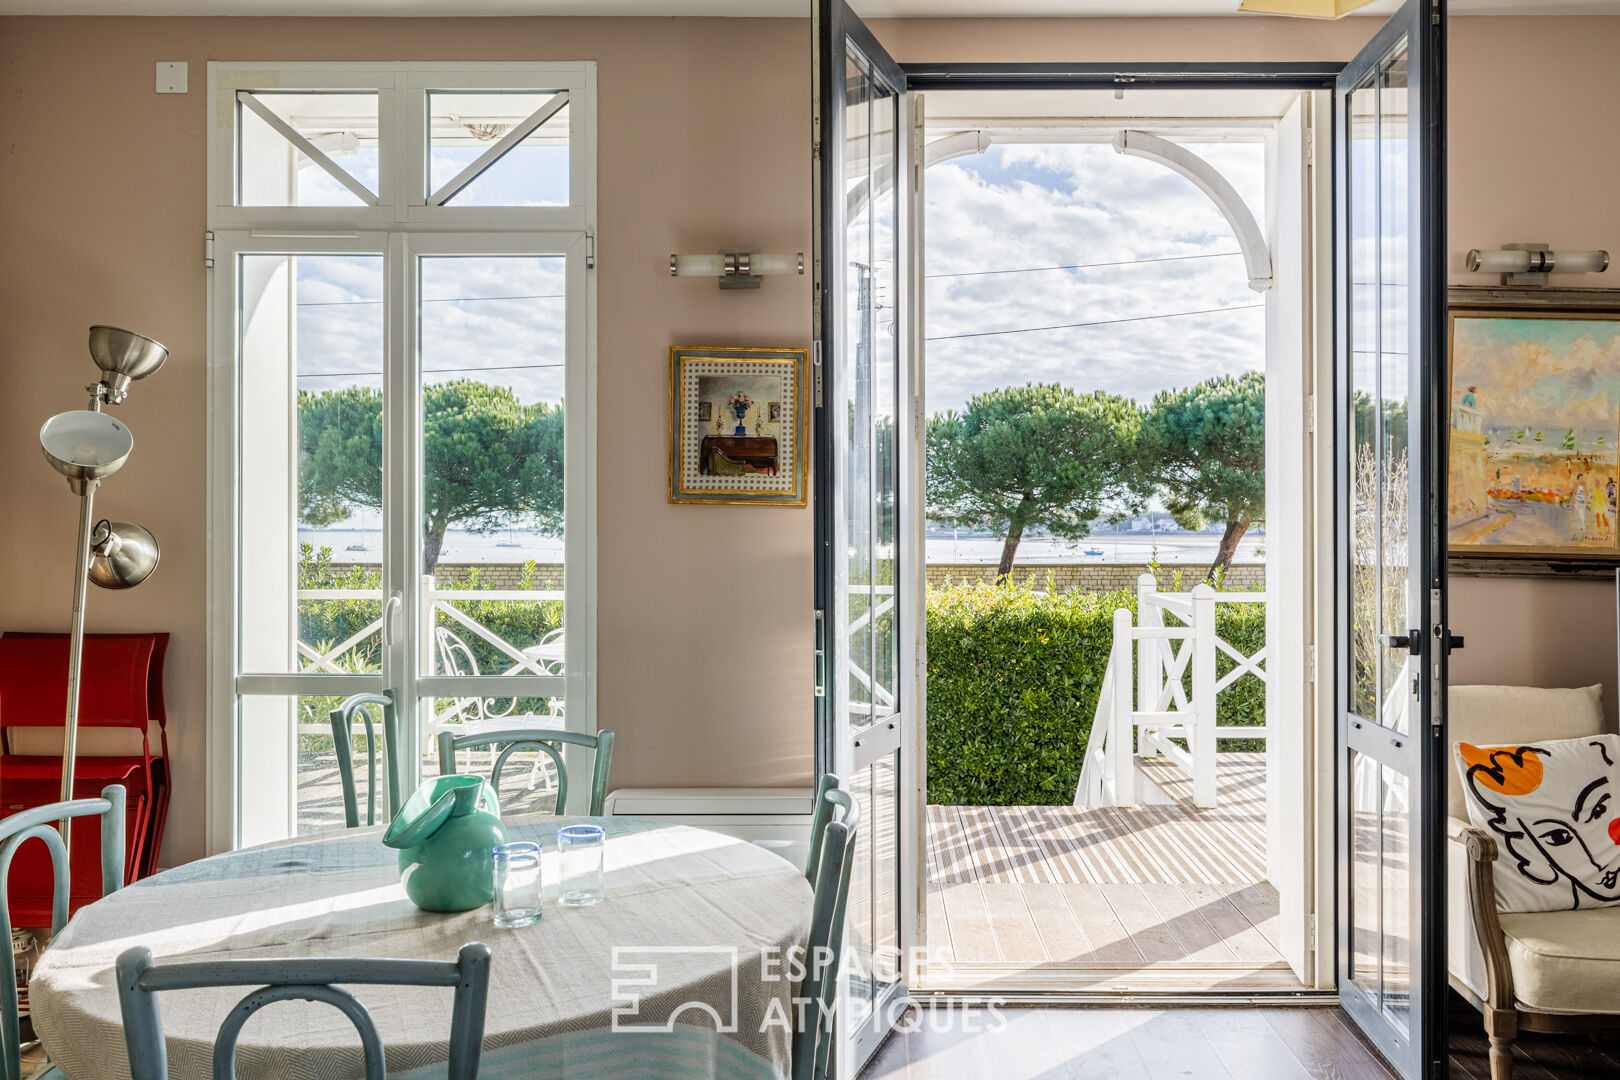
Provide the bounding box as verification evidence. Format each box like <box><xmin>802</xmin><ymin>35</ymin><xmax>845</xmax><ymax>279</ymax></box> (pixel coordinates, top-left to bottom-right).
<box><xmin>1075</xmin><ymin>572</ymin><xmax>1266</xmax><ymax>809</ymax></box>
<box><xmin>293</xmin><ymin>577</ymin><xmax>563</xmax><ymax>736</ymax></box>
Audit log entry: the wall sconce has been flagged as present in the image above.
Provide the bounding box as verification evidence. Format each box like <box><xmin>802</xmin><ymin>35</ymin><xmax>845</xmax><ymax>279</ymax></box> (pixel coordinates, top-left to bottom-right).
<box><xmin>1466</xmin><ymin>243</ymin><xmax>1610</xmax><ymax>287</ymax></box>
<box><xmin>669</xmin><ymin>251</ymin><xmax>804</xmax><ymax>290</ymax></box>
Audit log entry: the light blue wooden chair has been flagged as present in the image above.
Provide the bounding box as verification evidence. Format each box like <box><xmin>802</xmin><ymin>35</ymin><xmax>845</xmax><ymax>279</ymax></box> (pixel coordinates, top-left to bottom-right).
<box><xmin>436</xmin><ymin>728</ymin><xmax>615</xmax><ymax>816</ymax></box>
<box><xmin>804</xmin><ymin>773</ymin><xmax>857</xmax><ymax>886</ymax></box>
<box><xmin>1</xmin><ymin>785</ymin><xmax>127</xmax><ymax>1080</ymax></box>
<box><xmin>114</xmin><ymin>942</ymin><xmax>492</xmax><ymax>1080</ymax></box>
<box><xmin>329</xmin><ymin>691</ymin><xmax>405</xmax><ymax>829</ymax></box>
<box><xmin>793</xmin><ymin>786</ymin><xmax>860</xmax><ymax>1080</ymax></box>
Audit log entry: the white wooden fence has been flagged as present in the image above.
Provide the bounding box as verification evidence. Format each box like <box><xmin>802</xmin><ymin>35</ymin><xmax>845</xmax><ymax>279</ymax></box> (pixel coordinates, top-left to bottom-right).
<box><xmin>1075</xmin><ymin>572</ymin><xmax>1266</xmax><ymax>809</ymax></box>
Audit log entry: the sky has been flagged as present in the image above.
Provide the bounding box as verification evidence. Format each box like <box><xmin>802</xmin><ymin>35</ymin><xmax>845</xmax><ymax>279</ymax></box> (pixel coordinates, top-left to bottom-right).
<box><xmin>924</xmin><ymin>140</ymin><xmax>1267</xmax><ymax>415</ymax></box>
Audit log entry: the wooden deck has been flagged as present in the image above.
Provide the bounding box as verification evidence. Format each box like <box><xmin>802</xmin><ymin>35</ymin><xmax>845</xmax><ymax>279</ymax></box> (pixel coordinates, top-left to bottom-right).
<box><xmin>923</xmin><ymin>753</ymin><xmax>1301</xmax><ymax>991</ymax></box>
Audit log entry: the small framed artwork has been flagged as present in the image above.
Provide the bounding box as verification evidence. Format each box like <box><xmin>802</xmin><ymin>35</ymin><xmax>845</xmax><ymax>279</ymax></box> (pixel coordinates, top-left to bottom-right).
<box><xmin>1449</xmin><ymin>300</ymin><xmax>1620</xmax><ymax>565</ymax></box>
<box><xmin>669</xmin><ymin>345</ymin><xmax>808</xmax><ymax>506</ymax></box>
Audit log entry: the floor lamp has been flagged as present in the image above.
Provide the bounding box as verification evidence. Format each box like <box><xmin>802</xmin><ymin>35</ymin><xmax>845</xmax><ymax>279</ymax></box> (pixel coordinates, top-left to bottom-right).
<box><xmin>38</xmin><ymin>326</ymin><xmax>167</xmax><ymax>859</ymax></box>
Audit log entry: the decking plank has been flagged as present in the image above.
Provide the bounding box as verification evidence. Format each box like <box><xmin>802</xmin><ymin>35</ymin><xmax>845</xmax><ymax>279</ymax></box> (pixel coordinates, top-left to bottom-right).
<box><xmin>978</xmin><ymin>881</ymin><xmax>1048</xmax><ymax>963</ymax></box>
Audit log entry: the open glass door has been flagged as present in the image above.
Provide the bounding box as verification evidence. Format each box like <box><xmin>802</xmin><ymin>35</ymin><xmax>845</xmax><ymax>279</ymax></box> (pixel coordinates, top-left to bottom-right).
<box><xmin>1333</xmin><ymin>1</ymin><xmax>1450</xmax><ymax>1077</ymax></box>
<box><xmin>814</xmin><ymin>2</ymin><xmax>919</xmax><ymax>1075</ymax></box>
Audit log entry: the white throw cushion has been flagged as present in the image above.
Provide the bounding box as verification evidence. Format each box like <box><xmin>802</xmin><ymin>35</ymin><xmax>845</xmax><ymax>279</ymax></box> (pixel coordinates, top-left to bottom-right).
<box><xmin>1447</xmin><ymin>684</ymin><xmax>1605</xmax><ymax>821</ymax></box>
<box><xmin>1456</xmin><ymin>734</ymin><xmax>1620</xmax><ymax>913</ymax></box>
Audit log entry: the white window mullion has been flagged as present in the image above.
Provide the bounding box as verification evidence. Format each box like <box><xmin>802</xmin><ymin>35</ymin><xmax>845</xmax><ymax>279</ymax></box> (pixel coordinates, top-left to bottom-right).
<box><xmin>389</xmin><ymin>230</ymin><xmax>421</xmax><ymax>776</ymax></box>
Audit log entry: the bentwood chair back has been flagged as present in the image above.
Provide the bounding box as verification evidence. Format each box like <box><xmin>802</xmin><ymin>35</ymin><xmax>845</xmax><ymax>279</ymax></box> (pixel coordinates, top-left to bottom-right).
<box><xmin>114</xmin><ymin>942</ymin><xmax>492</xmax><ymax>1080</ymax></box>
<box><xmin>804</xmin><ymin>773</ymin><xmax>856</xmax><ymax>885</ymax></box>
<box><xmin>792</xmin><ymin>786</ymin><xmax>861</xmax><ymax>1080</ymax></box>
<box><xmin>328</xmin><ymin>691</ymin><xmax>405</xmax><ymax>828</ymax></box>
<box><xmin>436</xmin><ymin>728</ymin><xmax>615</xmax><ymax>816</ymax></box>
<box><xmin>1</xmin><ymin>785</ymin><xmax>127</xmax><ymax>1080</ymax></box>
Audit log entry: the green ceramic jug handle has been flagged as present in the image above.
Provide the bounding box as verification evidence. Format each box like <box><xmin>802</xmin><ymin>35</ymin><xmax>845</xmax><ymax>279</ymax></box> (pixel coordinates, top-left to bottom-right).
<box><xmin>382</xmin><ymin>787</ymin><xmax>458</xmax><ymax>849</ymax></box>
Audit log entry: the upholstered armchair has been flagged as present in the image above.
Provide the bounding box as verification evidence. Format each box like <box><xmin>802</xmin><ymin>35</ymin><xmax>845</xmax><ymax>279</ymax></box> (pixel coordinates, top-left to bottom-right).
<box><xmin>1447</xmin><ymin>684</ymin><xmax>1620</xmax><ymax>1080</ymax></box>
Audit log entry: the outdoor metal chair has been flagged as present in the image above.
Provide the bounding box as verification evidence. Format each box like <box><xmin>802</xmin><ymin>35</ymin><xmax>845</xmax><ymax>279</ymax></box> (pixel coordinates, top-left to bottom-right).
<box><xmin>2</xmin><ymin>785</ymin><xmax>127</xmax><ymax>1080</ymax></box>
<box><xmin>792</xmin><ymin>783</ymin><xmax>860</xmax><ymax>1080</ymax></box>
<box><xmin>115</xmin><ymin>942</ymin><xmax>492</xmax><ymax>1080</ymax></box>
<box><xmin>436</xmin><ymin>728</ymin><xmax>614</xmax><ymax>816</ymax></box>
<box><xmin>433</xmin><ymin>626</ymin><xmax>566</xmax><ymax>792</ymax></box>
<box><xmin>328</xmin><ymin>691</ymin><xmax>405</xmax><ymax>829</ymax></box>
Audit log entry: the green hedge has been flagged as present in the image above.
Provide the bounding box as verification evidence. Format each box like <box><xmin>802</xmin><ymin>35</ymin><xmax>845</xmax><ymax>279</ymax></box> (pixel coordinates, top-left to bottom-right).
<box><xmin>925</xmin><ymin>578</ymin><xmax>1266</xmax><ymax>806</ymax></box>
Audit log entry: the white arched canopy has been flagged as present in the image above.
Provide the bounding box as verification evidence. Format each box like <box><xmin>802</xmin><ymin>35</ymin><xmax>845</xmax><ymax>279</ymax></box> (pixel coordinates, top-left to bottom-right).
<box><xmin>1112</xmin><ymin>129</ymin><xmax>1274</xmax><ymax>293</ymax></box>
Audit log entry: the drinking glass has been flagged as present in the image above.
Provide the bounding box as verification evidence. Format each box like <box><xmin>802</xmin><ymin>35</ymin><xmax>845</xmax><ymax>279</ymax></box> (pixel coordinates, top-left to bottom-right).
<box><xmin>558</xmin><ymin>824</ymin><xmax>606</xmax><ymax>907</ymax></box>
<box><xmin>492</xmin><ymin>841</ymin><xmax>544</xmax><ymax>928</ymax></box>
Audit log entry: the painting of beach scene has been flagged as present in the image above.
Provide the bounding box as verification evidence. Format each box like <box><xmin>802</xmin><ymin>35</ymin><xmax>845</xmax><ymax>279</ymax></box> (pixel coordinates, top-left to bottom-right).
<box><xmin>1448</xmin><ymin>309</ymin><xmax>1620</xmax><ymax>558</ymax></box>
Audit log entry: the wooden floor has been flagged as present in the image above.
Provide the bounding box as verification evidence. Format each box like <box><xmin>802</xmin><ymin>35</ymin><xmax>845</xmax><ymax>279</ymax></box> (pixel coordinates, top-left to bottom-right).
<box><xmin>859</xmin><ymin>1001</ymin><xmax>1620</xmax><ymax>1079</ymax></box>
<box><xmin>860</xmin><ymin>1006</ymin><xmax>1398</xmax><ymax>1080</ymax></box>
<box><xmin>924</xmin><ymin>754</ymin><xmax>1296</xmax><ymax>991</ymax></box>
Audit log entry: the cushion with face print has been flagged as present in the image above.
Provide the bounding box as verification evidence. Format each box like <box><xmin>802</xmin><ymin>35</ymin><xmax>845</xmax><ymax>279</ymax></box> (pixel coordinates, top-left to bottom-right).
<box><xmin>1456</xmin><ymin>735</ymin><xmax>1620</xmax><ymax>913</ymax></box>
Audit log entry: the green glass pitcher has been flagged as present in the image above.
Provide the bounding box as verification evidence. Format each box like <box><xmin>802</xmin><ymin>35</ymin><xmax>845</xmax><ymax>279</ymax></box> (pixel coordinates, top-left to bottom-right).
<box><xmin>383</xmin><ymin>774</ymin><xmax>508</xmax><ymax>912</ymax></box>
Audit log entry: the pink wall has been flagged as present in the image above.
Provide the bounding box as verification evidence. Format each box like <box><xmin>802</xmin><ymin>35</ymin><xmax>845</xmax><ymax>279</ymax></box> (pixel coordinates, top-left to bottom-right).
<box><xmin>0</xmin><ymin>16</ymin><xmax>816</xmax><ymax>865</ymax></box>
<box><xmin>3</xmin><ymin>12</ymin><xmax>1616</xmax><ymax>867</ymax></box>
<box><xmin>1446</xmin><ymin>17</ymin><xmax>1620</xmax><ymax>730</ymax></box>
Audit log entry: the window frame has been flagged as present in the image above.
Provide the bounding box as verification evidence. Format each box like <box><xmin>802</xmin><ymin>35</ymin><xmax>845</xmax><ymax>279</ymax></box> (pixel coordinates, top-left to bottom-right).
<box><xmin>205</xmin><ymin>61</ymin><xmax>597</xmax><ymax>854</ymax></box>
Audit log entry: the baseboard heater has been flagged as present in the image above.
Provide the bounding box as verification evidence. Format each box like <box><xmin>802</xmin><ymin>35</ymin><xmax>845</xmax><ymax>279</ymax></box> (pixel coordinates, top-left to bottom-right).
<box><xmin>603</xmin><ymin>787</ymin><xmax>813</xmax><ymax>872</ymax></box>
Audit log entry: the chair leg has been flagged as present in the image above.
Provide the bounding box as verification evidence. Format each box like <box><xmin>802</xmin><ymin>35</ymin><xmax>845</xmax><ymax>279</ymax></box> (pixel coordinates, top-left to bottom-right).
<box><xmin>1484</xmin><ymin>1006</ymin><xmax>1517</xmax><ymax>1080</ymax></box>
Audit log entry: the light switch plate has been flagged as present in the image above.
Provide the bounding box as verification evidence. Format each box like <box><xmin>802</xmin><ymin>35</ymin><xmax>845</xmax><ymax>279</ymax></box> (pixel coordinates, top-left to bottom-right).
<box><xmin>156</xmin><ymin>61</ymin><xmax>187</xmax><ymax>94</ymax></box>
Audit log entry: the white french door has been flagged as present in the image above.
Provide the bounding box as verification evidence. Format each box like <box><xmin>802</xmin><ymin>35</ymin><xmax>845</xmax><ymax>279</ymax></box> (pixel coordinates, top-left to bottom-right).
<box><xmin>1331</xmin><ymin>4</ymin><xmax>1454</xmax><ymax>1077</ymax></box>
<box><xmin>814</xmin><ymin>5</ymin><xmax>923</xmax><ymax>1076</ymax></box>
<box><xmin>206</xmin><ymin>63</ymin><xmax>596</xmax><ymax>851</ymax></box>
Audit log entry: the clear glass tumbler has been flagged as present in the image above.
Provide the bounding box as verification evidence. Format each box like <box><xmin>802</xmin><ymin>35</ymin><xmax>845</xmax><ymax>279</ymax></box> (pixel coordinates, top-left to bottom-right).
<box><xmin>557</xmin><ymin>824</ymin><xmax>606</xmax><ymax>907</ymax></box>
<box><xmin>492</xmin><ymin>841</ymin><xmax>544</xmax><ymax>928</ymax></box>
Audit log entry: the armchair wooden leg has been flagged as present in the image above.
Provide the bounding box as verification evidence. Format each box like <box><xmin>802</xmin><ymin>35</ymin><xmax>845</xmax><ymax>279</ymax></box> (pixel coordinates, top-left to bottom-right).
<box><xmin>1485</xmin><ymin>1006</ymin><xmax>1517</xmax><ymax>1080</ymax></box>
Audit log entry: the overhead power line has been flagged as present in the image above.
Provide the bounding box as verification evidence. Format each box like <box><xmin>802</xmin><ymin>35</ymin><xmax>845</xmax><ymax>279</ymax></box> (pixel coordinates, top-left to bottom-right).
<box><xmin>926</xmin><ymin>303</ymin><xmax>1264</xmax><ymax>342</ymax></box>
<box><xmin>297</xmin><ymin>293</ymin><xmax>565</xmax><ymax>307</ymax></box>
<box><xmin>298</xmin><ymin>362</ymin><xmax>564</xmax><ymax>378</ymax></box>
<box><xmin>926</xmin><ymin>251</ymin><xmax>1242</xmax><ymax>281</ymax></box>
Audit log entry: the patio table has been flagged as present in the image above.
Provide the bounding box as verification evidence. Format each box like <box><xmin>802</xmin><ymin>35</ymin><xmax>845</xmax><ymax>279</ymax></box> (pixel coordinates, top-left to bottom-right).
<box><xmin>30</xmin><ymin>815</ymin><xmax>812</xmax><ymax>1080</ymax></box>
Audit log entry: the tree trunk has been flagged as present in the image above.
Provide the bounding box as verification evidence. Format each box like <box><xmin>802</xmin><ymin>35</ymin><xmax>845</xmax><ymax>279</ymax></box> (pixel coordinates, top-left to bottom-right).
<box><xmin>1208</xmin><ymin>519</ymin><xmax>1251</xmax><ymax>580</ymax></box>
<box><xmin>997</xmin><ymin>519</ymin><xmax>1027</xmax><ymax>583</ymax></box>
<box><xmin>423</xmin><ymin>527</ymin><xmax>446</xmax><ymax>575</ymax></box>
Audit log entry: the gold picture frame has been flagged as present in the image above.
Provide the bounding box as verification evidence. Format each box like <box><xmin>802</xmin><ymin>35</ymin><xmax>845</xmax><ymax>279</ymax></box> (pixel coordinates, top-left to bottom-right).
<box><xmin>668</xmin><ymin>345</ymin><xmax>809</xmax><ymax>506</ymax></box>
<box><xmin>1448</xmin><ymin>300</ymin><xmax>1620</xmax><ymax>564</ymax></box>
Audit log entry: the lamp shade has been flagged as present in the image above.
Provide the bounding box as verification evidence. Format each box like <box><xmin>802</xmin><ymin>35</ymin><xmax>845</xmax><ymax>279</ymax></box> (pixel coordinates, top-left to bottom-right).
<box><xmin>88</xmin><ymin>326</ymin><xmax>167</xmax><ymax>401</ymax></box>
<box><xmin>88</xmin><ymin>521</ymin><xmax>160</xmax><ymax>589</ymax></box>
<box><xmin>40</xmin><ymin>411</ymin><xmax>133</xmax><ymax>487</ymax></box>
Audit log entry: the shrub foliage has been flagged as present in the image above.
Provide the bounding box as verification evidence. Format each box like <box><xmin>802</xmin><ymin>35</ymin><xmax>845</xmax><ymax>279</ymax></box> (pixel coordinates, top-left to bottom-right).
<box><xmin>925</xmin><ymin>578</ymin><xmax>1266</xmax><ymax>806</ymax></box>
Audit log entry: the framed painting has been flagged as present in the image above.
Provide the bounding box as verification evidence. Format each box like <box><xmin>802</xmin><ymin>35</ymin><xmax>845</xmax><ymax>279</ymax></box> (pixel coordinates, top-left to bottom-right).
<box><xmin>668</xmin><ymin>345</ymin><xmax>809</xmax><ymax>506</ymax></box>
<box><xmin>1448</xmin><ymin>303</ymin><xmax>1620</xmax><ymax>563</ymax></box>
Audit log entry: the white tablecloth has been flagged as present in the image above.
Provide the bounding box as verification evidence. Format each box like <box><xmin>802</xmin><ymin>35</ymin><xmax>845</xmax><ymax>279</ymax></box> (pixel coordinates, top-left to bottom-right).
<box><xmin>31</xmin><ymin>816</ymin><xmax>813</xmax><ymax>1080</ymax></box>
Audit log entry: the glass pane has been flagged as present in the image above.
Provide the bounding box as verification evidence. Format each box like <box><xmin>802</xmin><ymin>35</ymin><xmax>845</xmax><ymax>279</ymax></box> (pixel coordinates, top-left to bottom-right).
<box><xmin>870</xmin><ymin>81</ymin><xmax>900</xmax><ymax>722</ymax></box>
<box><xmin>842</xmin><ymin>51</ymin><xmax>876</xmax><ymax>736</ymax></box>
<box><xmin>1347</xmin><ymin>75</ymin><xmax>1381</xmax><ymax>722</ymax></box>
<box><xmin>846</xmin><ymin>754</ymin><xmax>901</xmax><ymax>1031</ymax></box>
<box><xmin>1350</xmin><ymin>749</ymin><xmax>1381</xmax><ymax>993</ymax></box>
<box><xmin>238</xmin><ymin>91</ymin><xmax>379</xmax><ymax>207</ymax></box>
<box><xmin>1377</xmin><ymin>47</ymin><xmax>1413</xmax><ymax>735</ymax></box>
<box><xmin>239</xmin><ymin>694</ymin><xmax>385</xmax><ymax>844</ymax></box>
<box><xmin>417</xmin><ymin>256</ymin><xmax>567</xmax><ymax>727</ymax></box>
<box><xmin>428</xmin><ymin>92</ymin><xmax>569</xmax><ymax>207</ymax></box>
<box><xmin>1381</xmin><ymin>766</ymin><xmax>1412</xmax><ymax>1033</ymax></box>
<box><xmin>239</xmin><ymin>253</ymin><xmax>385</xmax><ymax>676</ymax></box>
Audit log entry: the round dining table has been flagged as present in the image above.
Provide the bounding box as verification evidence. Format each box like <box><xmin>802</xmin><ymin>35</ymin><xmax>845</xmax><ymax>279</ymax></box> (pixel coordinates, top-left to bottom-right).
<box><xmin>30</xmin><ymin>815</ymin><xmax>813</xmax><ymax>1080</ymax></box>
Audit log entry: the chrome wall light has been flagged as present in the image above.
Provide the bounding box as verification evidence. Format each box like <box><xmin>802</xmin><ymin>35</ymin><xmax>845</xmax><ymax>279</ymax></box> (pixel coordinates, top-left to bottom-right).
<box><xmin>1466</xmin><ymin>243</ymin><xmax>1610</xmax><ymax>287</ymax></box>
<box><xmin>669</xmin><ymin>251</ymin><xmax>804</xmax><ymax>290</ymax></box>
<box><xmin>39</xmin><ymin>325</ymin><xmax>166</xmax><ymax>858</ymax></box>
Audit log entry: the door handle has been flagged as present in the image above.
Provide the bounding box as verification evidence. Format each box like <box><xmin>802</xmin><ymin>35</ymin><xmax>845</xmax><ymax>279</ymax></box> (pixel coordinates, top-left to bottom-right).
<box><xmin>1377</xmin><ymin>630</ymin><xmax>1422</xmax><ymax>655</ymax></box>
<box><xmin>381</xmin><ymin>592</ymin><xmax>403</xmax><ymax>647</ymax></box>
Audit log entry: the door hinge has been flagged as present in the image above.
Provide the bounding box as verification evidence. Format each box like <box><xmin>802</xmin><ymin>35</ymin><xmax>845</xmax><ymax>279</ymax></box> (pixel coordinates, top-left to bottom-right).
<box><xmin>204</xmin><ymin>230</ymin><xmax>215</xmax><ymax>269</ymax></box>
<box><xmin>814</xmin><ymin>609</ymin><xmax>827</xmax><ymax>698</ymax></box>
<box><xmin>812</xmin><ymin>339</ymin><xmax>824</xmax><ymax>407</ymax></box>
<box><xmin>1308</xmin><ymin>643</ymin><xmax>1317</xmax><ymax>687</ymax></box>
<box><xmin>585</xmin><ymin>230</ymin><xmax>596</xmax><ymax>270</ymax></box>
<box><xmin>1305</xmin><ymin>394</ymin><xmax>1316</xmax><ymax>434</ymax></box>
